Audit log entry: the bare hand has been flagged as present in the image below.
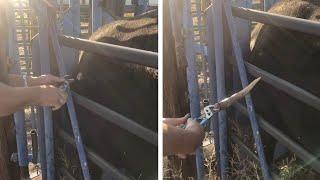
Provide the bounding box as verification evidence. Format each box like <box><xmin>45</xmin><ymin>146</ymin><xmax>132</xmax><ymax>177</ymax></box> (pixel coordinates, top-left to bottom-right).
<box><xmin>177</xmin><ymin>119</ymin><xmax>205</xmax><ymax>159</ymax></box>
<box><xmin>36</xmin><ymin>85</ymin><xmax>68</xmax><ymax>110</ymax></box>
<box><xmin>30</xmin><ymin>74</ymin><xmax>65</xmax><ymax>87</ymax></box>
<box><xmin>163</xmin><ymin>113</ymin><xmax>190</xmax><ymax>126</ymax></box>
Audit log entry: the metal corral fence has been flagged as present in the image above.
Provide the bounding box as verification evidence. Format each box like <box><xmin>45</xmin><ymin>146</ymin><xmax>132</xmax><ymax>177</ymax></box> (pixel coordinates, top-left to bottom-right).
<box><xmin>169</xmin><ymin>0</ymin><xmax>320</xmax><ymax>179</ymax></box>
<box><xmin>7</xmin><ymin>0</ymin><xmax>158</xmax><ymax>179</ymax></box>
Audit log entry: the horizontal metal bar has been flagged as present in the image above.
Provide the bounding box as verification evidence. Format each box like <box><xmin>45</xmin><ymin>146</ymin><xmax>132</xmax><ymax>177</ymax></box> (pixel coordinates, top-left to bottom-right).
<box><xmin>72</xmin><ymin>92</ymin><xmax>158</xmax><ymax>146</ymax></box>
<box><xmin>58</xmin><ymin>35</ymin><xmax>158</xmax><ymax>68</ymax></box>
<box><xmin>231</xmin><ymin>135</ymin><xmax>259</xmax><ymax>162</ymax></box>
<box><xmin>57</xmin><ymin>130</ymin><xmax>130</xmax><ymax>180</ymax></box>
<box><xmin>134</xmin><ymin>8</ymin><xmax>157</xmax><ymax>19</ymax></box>
<box><xmin>245</xmin><ymin>62</ymin><xmax>320</xmax><ymax>111</ymax></box>
<box><xmin>231</xmin><ymin>135</ymin><xmax>281</xmax><ymax>179</ymax></box>
<box><xmin>227</xmin><ymin>56</ymin><xmax>320</xmax><ymax>111</ymax></box>
<box><xmin>59</xmin><ymin>168</ymin><xmax>76</xmax><ymax>180</ymax></box>
<box><xmin>232</xmin><ymin>6</ymin><xmax>320</xmax><ymax>36</ymax></box>
<box><xmin>233</xmin><ymin>103</ymin><xmax>320</xmax><ymax>173</ymax></box>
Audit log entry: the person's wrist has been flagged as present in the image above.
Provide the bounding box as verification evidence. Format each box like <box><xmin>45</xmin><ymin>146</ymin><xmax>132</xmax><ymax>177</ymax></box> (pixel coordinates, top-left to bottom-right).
<box><xmin>26</xmin><ymin>86</ymin><xmax>42</xmax><ymax>105</ymax></box>
<box><xmin>13</xmin><ymin>86</ymin><xmax>39</xmax><ymax>106</ymax></box>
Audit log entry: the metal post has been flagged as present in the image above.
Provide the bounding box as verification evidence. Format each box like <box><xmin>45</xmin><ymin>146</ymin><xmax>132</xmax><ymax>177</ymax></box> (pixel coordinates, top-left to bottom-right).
<box><xmin>205</xmin><ymin>3</ymin><xmax>220</xmax><ymax>176</ymax></box>
<box><xmin>31</xmin><ymin>34</ymin><xmax>47</xmax><ymax>179</ymax></box>
<box><xmin>182</xmin><ymin>1</ymin><xmax>204</xmax><ymax>179</ymax></box>
<box><xmin>264</xmin><ymin>0</ymin><xmax>277</xmax><ymax>11</ymax></box>
<box><xmin>90</xmin><ymin>0</ymin><xmax>102</xmax><ymax>33</ymax></box>
<box><xmin>38</xmin><ymin>2</ymin><xmax>55</xmax><ymax>179</ymax></box>
<box><xmin>61</xmin><ymin>0</ymin><xmax>80</xmax><ymax>74</ymax></box>
<box><xmin>49</xmin><ymin>16</ymin><xmax>91</xmax><ymax>180</ymax></box>
<box><xmin>101</xmin><ymin>1</ymin><xmax>115</xmax><ymax>24</ymax></box>
<box><xmin>6</xmin><ymin>2</ymin><xmax>30</xmax><ymax>178</ymax></box>
<box><xmin>134</xmin><ymin>0</ymin><xmax>149</xmax><ymax>16</ymax></box>
<box><xmin>232</xmin><ymin>0</ymin><xmax>252</xmax><ymax>122</ymax></box>
<box><xmin>211</xmin><ymin>0</ymin><xmax>228</xmax><ymax>178</ymax></box>
<box><xmin>222</xmin><ymin>0</ymin><xmax>270</xmax><ymax>179</ymax></box>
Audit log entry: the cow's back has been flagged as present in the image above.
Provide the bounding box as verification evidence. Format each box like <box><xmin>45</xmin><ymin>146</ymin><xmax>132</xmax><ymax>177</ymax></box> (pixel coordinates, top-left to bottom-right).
<box><xmin>57</xmin><ymin>18</ymin><xmax>158</xmax><ymax>179</ymax></box>
<box><xmin>248</xmin><ymin>0</ymin><xmax>320</xmax><ymax>157</ymax></box>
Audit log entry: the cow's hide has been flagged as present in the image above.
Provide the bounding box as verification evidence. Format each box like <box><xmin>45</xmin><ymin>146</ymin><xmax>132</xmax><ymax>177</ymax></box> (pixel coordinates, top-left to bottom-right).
<box><xmin>247</xmin><ymin>0</ymin><xmax>320</xmax><ymax>160</ymax></box>
<box><xmin>56</xmin><ymin>17</ymin><xmax>158</xmax><ymax>179</ymax></box>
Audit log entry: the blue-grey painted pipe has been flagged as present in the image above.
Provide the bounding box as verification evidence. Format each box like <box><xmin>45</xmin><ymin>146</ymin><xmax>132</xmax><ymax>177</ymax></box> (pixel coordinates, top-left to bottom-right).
<box><xmin>231</xmin><ymin>6</ymin><xmax>320</xmax><ymax>37</ymax></box>
<box><xmin>38</xmin><ymin>4</ymin><xmax>55</xmax><ymax>179</ymax></box>
<box><xmin>223</xmin><ymin>1</ymin><xmax>270</xmax><ymax>179</ymax></box>
<box><xmin>193</xmin><ymin>1</ymin><xmax>208</xmax><ymax>179</ymax></box>
<box><xmin>58</xmin><ymin>130</ymin><xmax>129</xmax><ymax>179</ymax></box>
<box><xmin>31</xmin><ymin>34</ymin><xmax>47</xmax><ymax>179</ymax></box>
<box><xmin>72</xmin><ymin>92</ymin><xmax>157</xmax><ymax>145</ymax></box>
<box><xmin>134</xmin><ymin>0</ymin><xmax>149</xmax><ymax>15</ymax></box>
<box><xmin>49</xmin><ymin>18</ymin><xmax>91</xmax><ymax>180</ymax></box>
<box><xmin>13</xmin><ymin>112</ymin><xmax>29</xmax><ymax>167</ymax></box>
<box><xmin>264</xmin><ymin>0</ymin><xmax>278</xmax><ymax>11</ymax></box>
<box><xmin>205</xmin><ymin>5</ymin><xmax>220</xmax><ymax>176</ymax></box>
<box><xmin>6</xmin><ymin>5</ymin><xmax>30</xmax><ymax>177</ymax></box>
<box><xmin>212</xmin><ymin>0</ymin><xmax>228</xmax><ymax>178</ymax></box>
<box><xmin>58</xmin><ymin>35</ymin><xmax>158</xmax><ymax>69</ymax></box>
<box><xmin>182</xmin><ymin>1</ymin><xmax>204</xmax><ymax>179</ymax></box>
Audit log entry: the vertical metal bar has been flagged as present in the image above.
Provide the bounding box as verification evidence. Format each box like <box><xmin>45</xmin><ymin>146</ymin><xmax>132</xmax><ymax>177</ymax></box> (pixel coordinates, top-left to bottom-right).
<box><xmin>182</xmin><ymin>1</ymin><xmax>204</xmax><ymax>179</ymax></box>
<box><xmin>134</xmin><ymin>0</ymin><xmax>149</xmax><ymax>16</ymax></box>
<box><xmin>49</xmin><ymin>17</ymin><xmax>91</xmax><ymax>180</ymax></box>
<box><xmin>18</xmin><ymin>0</ymin><xmax>37</xmax><ymax>140</ymax></box>
<box><xmin>222</xmin><ymin>1</ymin><xmax>270</xmax><ymax>179</ymax></box>
<box><xmin>101</xmin><ymin>1</ymin><xmax>114</xmax><ymax>24</ymax></box>
<box><xmin>90</xmin><ymin>0</ymin><xmax>102</xmax><ymax>33</ymax></box>
<box><xmin>31</xmin><ymin>32</ymin><xmax>47</xmax><ymax>179</ymax></box>
<box><xmin>38</xmin><ymin>2</ymin><xmax>55</xmax><ymax>179</ymax></box>
<box><xmin>232</xmin><ymin>0</ymin><xmax>252</xmax><ymax>121</ymax></box>
<box><xmin>194</xmin><ymin>0</ymin><xmax>209</xmax><ymax>99</ymax></box>
<box><xmin>264</xmin><ymin>0</ymin><xmax>277</xmax><ymax>11</ymax></box>
<box><xmin>205</xmin><ymin>3</ymin><xmax>220</xmax><ymax>177</ymax></box>
<box><xmin>6</xmin><ymin>2</ymin><xmax>30</xmax><ymax>178</ymax></box>
<box><xmin>61</xmin><ymin>0</ymin><xmax>80</xmax><ymax>74</ymax></box>
<box><xmin>211</xmin><ymin>0</ymin><xmax>228</xmax><ymax>178</ymax></box>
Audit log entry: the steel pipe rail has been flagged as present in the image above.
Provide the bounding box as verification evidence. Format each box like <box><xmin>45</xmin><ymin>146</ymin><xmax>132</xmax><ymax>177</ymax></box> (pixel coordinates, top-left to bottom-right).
<box><xmin>231</xmin><ymin>6</ymin><xmax>320</xmax><ymax>36</ymax></box>
<box><xmin>230</xmin><ymin>135</ymin><xmax>281</xmax><ymax>179</ymax></box>
<box><xmin>245</xmin><ymin>62</ymin><xmax>320</xmax><ymax>111</ymax></box>
<box><xmin>72</xmin><ymin>92</ymin><xmax>158</xmax><ymax>146</ymax></box>
<box><xmin>59</xmin><ymin>168</ymin><xmax>76</xmax><ymax>180</ymax></box>
<box><xmin>233</xmin><ymin>102</ymin><xmax>320</xmax><ymax>173</ymax></box>
<box><xmin>49</xmin><ymin>18</ymin><xmax>91</xmax><ymax>180</ymax></box>
<box><xmin>134</xmin><ymin>8</ymin><xmax>157</xmax><ymax>19</ymax></box>
<box><xmin>212</xmin><ymin>0</ymin><xmax>228</xmax><ymax>178</ymax></box>
<box><xmin>58</xmin><ymin>35</ymin><xmax>158</xmax><ymax>68</ymax></box>
<box><xmin>224</xmin><ymin>1</ymin><xmax>270</xmax><ymax>179</ymax></box>
<box><xmin>182</xmin><ymin>1</ymin><xmax>203</xmax><ymax>178</ymax></box>
<box><xmin>57</xmin><ymin>130</ymin><xmax>130</xmax><ymax>180</ymax></box>
<box><xmin>226</xmin><ymin>56</ymin><xmax>320</xmax><ymax>112</ymax></box>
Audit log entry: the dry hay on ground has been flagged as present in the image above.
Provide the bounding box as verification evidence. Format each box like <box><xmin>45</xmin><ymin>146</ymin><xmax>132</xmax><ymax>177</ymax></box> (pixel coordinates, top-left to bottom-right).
<box><xmin>163</xmin><ymin>118</ymin><xmax>317</xmax><ymax>179</ymax></box>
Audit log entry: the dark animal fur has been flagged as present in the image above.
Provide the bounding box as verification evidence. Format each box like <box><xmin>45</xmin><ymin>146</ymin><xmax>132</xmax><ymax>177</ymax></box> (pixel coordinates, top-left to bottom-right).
<box><xmin>57</xmin><ymin>17</ymin><xmax>158</xmax><ymax>179</ymax></box>
<box><xmin>248</xmin><ymin>0</ymin><xmax>320</xmax><ymax>160</ymax></box>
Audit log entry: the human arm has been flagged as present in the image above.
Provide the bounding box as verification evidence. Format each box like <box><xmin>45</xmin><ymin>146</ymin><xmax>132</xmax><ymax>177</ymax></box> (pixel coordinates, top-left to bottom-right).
<box><xmin>0</xmin><ymin>82</ymin><xmax>67</xmax><ymax>117</ymax></box>
<box><xmin>163</xmin><ymin>117</ymin><xmax>205</xmax><ymax>156</ymax></box>
<box><xmin>7</xmin><ymin>74</ymin><xmax>65</xmax><ymax>87</ymax></box>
